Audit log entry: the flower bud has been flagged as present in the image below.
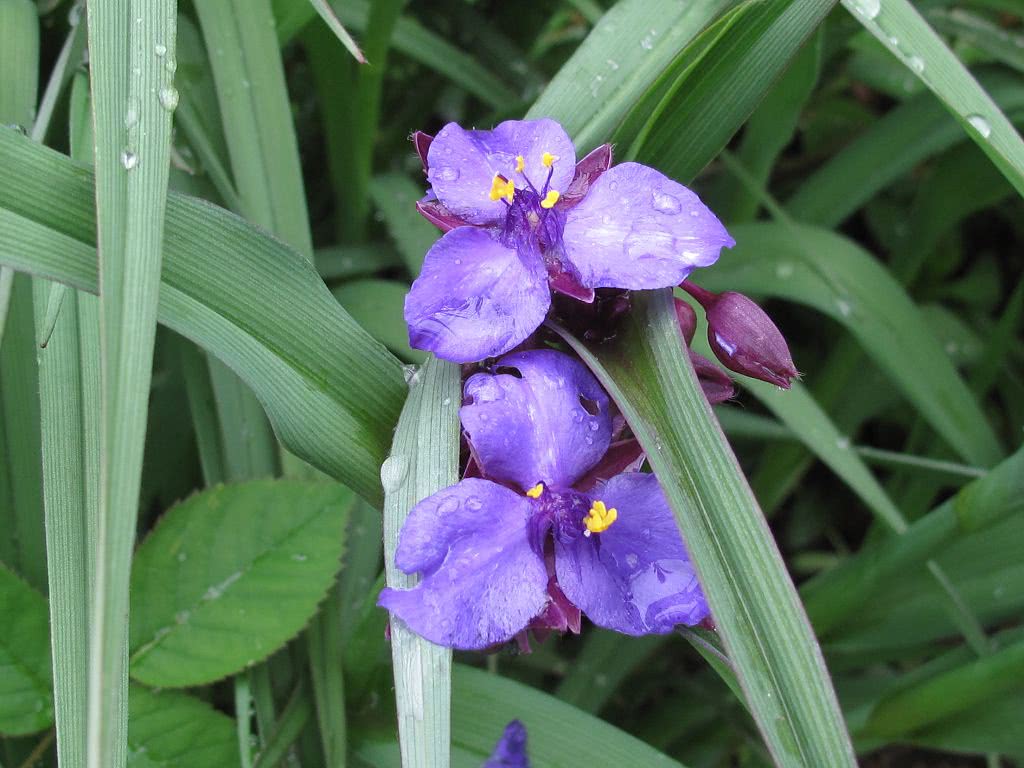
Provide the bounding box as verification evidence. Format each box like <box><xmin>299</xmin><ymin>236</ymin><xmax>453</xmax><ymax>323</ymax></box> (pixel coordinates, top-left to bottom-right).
<box><xmin>688</xmin><ymin>349</ymin><xmax>735</xmax><ymax>405</ymax></box>
<box><xmin>683</xmin><ymin>283</ymin><xmax>798</xmax><ymax>389</ymax></box>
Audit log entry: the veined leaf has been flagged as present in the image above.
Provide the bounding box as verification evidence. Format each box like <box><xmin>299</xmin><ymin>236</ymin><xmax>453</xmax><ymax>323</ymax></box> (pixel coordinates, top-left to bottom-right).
<box><xmin>0</xmin><ymin>562</ymin><xmax>53</xmax><ymax>735</ymax></box>
<box><xmin>129</xmin><ymin>480</ymin><xmax>352</xmax><ymax>687</ymax></box>
<box><xmin>127</xmin><ymin>685</ymin><xmax>240</xmax><ymax>768</ymax></box>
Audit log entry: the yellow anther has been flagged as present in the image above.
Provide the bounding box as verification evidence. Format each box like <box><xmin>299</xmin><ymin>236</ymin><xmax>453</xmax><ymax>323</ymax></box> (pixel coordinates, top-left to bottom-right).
<box><xmin>583</xmin><ymin>500</ymin><xmax>618</xmax><ymax>536</ymax></box>
<box><xmin>488</xmin><ymin>174</ymin><xmax>515</xmax><ymax>202</ymax></box>
<box><xmin>540</xmin><ymin>190</ymin><xmax>560</xmax><ymax>209</ymax></box>
<box><xmin>541</xmin><ymin>151</ymin><xmax>557</xmax><ymax>167</ymax></box>
<box><xmin>526</xmin><ymin>483</ymin><xmax>544</xmax><ymax>499</ymax></box>
<box><xmin>515</xmin><ymin>155</ymin><xmax>525</xmax><ymax>173</ymax></box>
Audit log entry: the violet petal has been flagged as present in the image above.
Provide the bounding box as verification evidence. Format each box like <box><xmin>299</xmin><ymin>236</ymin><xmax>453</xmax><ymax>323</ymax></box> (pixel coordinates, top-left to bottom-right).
<box><xmin>562</xmin><ymin>162</ymin><xmax>734</xmax><ymax>289</ymax></box>
<box><xmin>461</xmin><ymin>349</ymin><xmax>612</xmax><ymax>491</ymax></box>
<box><xmin>426</xmin><ymin>119</ymin><xmax>576</xmax><ymax>226</ymax></box>
<box><xmin>482</xmin><ymin>720</ymin><xmax>531</xmax><ymax>768</ymax></box>
<box><xmin>554</xmin><ymin>472</ymin><xmax>709</xmax><ymax>634</ymax></box>
<box><xmin>404</xmin><ymin>227</ymin><xmax>551</xmax><ymax>363</ymax></box>
<box><xmin>378</xmin><ymin>478</ymin><xmax>549</xmax><ymax>650</ymax></box>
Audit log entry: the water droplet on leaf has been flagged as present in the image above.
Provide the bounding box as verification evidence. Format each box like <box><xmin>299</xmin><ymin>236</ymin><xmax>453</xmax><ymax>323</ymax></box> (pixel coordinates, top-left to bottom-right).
<box><xmin>121</xmin><ymin>150</ymin><xmax>138</xmax><ymax>170</ymax></box>
<box><xmin>966</xmin><ymin>113</ymin><xmax>991</xmax><ymax>139</ymax></box>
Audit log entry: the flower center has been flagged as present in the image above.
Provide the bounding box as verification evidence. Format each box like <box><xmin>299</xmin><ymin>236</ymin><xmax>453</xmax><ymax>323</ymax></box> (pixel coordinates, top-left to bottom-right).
<box><xmin>583</xmin><ymin>500</ymin><xmax>618</xmax><ymax>537</ymax></box>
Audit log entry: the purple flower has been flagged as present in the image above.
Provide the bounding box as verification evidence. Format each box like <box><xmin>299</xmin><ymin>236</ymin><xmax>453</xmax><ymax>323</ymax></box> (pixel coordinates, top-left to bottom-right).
<box><xmin>378</xmin><ymin>349</ymin><xmax>709</xmax><ymax>650</ymax></box>
<box><xmin>482</xmin><ymin>720</ymin><xmax>530</xmax><ymax>768</ymax></box>
<box><xmin>404</xmin><ymin>119</ymin><xmax>735</xmax><ymax>363</ymax></box>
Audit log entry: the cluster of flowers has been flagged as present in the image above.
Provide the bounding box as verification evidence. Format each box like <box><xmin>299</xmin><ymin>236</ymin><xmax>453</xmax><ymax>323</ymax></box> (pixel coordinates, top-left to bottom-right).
<box><xmin>378</xmin><ymin>118</ymin><xmax>797</xmax><ymax>652</ymax></box>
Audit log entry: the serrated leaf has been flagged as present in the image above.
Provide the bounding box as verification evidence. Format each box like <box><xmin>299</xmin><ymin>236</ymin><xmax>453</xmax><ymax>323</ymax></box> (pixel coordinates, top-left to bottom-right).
<box><xmin>129</xmin><ymin>480</ymin><xmax>352</xmax><ymax>687</ymax></box>
<box><xmin>0</xmin><ymin>562</ymin><xmax>53</xmax><ymax>735</ymax></box>
<box><xmin>127</xmin><ymin>684</ymin><xmax>240</xmax><ymax>768</ymax></box>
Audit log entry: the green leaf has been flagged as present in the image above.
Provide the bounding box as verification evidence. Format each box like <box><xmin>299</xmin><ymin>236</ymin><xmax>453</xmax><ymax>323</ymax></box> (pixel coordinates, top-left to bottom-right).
<box><xmin>129</xmin><ymin>480</ymin><xmax>352</xmax><ymax>687</ymax></box>
<box><xmin>697</xmin><ymin>221</ymin><xmax>1002</xmax><ymax>467</ymax></box>
<box><xmin>368</xmin><ymin>173</ymin><xmax>440</xmax><ymax>276</ymax></box>
<box><xmin>306</xmin><ymin>0</ymin><xmax>365</xmax><ymax>63</ymax></box>
<box><xmin>127</xmin><ymin>685</ymin><xmax>240</xmax><ymax>768</ymax></box>
<box><xmin>381</xmin><ymin>356</ymin><xmax>461</xmax><ymax>768</ymax></box>
<box><xmin>0</xmin><ymin>562</ymin><xmax>53</xmax><ymax>735</ymax></box>
<box><xmin>0</xmin><ymin>128</ymin><xmax>406</xmax><ymax>504</ymax></box>
<box><xmin>843</xmin><ymin>0</ymin><xmax>1024</xmax><ymax>200</ymax></box>
<box><xmin>526</xmin><ymin>0</ymin><xmax>736</xmax><ymax>152</ymax></box>
<box><xmin>630</xmin><ymin>0</ymin><xmax>836</xmax><ymax>182</ymax></box>
<box><xmin>552</xmin><ymin>290</ymin><xmax>856</xmax><ymax>767</ymax></box>
<box><xmin>452</xmin><ymin>665</ymin><xmax>688</xmax><ymax>766</ymax></box>
<box><xmin>787</xmin><ymin>70</ymin><xmax>1024</xmax><ymax>226</ymax></box>
<box><xmin>332</xmin><ymin>279</ymin><xmax>423</xmax><ymax>363</ymax></box>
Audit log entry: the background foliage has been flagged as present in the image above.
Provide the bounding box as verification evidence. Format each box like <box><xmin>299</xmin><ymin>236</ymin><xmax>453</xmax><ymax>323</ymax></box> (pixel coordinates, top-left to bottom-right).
<box><xmin>0</xmin><ymin>0</ymin><xmax>1021</xmax><ymax>766</ymax></box>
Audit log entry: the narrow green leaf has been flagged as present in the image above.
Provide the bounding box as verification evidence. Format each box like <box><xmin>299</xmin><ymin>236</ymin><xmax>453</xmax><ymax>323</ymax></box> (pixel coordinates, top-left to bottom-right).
<box><xmin>787</xmin><ymin>70</ymin><xmax>1024</xmax><ymax>226</ymax></box>
<box><xmin>381</xmin><ymin>357</ymin><xmax>461</xmax><ymax>768</ymax></box>
<box><xmin>552</xmin><ymin>290</ymin><xmax>856</xmax><ymax>766</ymax></box>
<box><xmin>0</xmin><ymin>0</ymin><xmax>38</xmax><ymax>341</ymax></box>
<box><xmin>129</xmin><ymin>480</ymin><xmax>351</xmax><ymax>687</ymax></box>
<box><xmin>452</xmin><ymin>665</ymin><xmax>688</xmax><ymax>767</ymax></box>
<box><xmin>332</xmin><ymin>279</ymin><xmax>423</xmax><ymax>363</ymax></box>
<box><xmin>631</xmin><ymin>0</ymin><xmax>836</xmax><ymax>182</ymax></box>
<box><xmin>802</xmin><ymin>448</ymin><xmax>1024</xmax><ymax>636</ymax></box>
<box><xmin>0</xmin><ymin>563</ymin><xmax>53</xmax><ymax>735</ymax></box>
<box><xmin>85</xmin><ymin>2</ymin><xmax>177</xmax><ymax>763</ymax></box>
<box><xmin>306</xmin><ymin>0</ymin><xmax>365</xmax><ymax>63</ymax></box>
<box><xmin>251</xmin><ymin>684</ymin><xmax>313</xmax><ymax>768</ymax></box>
<box><xmin>697</xmin><ymin>221</ymin><xmax>1002</xmax><ymax>467</ymax></box>
<box><xmin>0</xmin><ymin>129</ymin><xmax>406</xmax><ymax>503</ymax></box>
<box><xmin>525</xmin><ymin>0</ymin><xmax>735</xmax><ymax>151</ymax></box>
<box><xmin>368</xmin><ymin>173</ymin><xmax>439</xmax><ymax>276</ymax></box>
<box><xmin>927</xmin><ymin>8</ymin><xmax>1024</xmax><ymax>74</ymax></box>
<box><xmin>127</xmin><ymin>685</ymin><xmax>240</xmax><ymax>768</ymax></box>
<box><xmin>306</xmin><ymin>583</ymin><xmax>348</xmax><ymax>768</ymax></box>
<box><xmin>843</xmin><ymin>0</ymin><xmax>1024</xmax><ymax>199</ymax></box>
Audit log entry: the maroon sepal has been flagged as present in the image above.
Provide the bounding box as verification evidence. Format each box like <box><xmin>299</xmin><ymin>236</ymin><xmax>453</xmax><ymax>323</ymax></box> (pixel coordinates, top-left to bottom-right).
<box><xmin>416</xmin><ymin>198</ymin><xmax>466</xmax><ymax>233</ymax></box>
<box><xmin>561</xmin><ymin>143</ymin><xmax>613</xmax><ymax>206</ymax></box>
<box><xmin>546</xmin><ymin>258</ymin><xmax>595</xmax><ymax>303</ymax></box>
<box><xmin>412</xmin><ymin>130</ymin><xmax>433</xmax><ymax>174</ymax></box>
<box><xmin>688</xmin><ymin>349</ymin><xmax>736</xmax><ymax>405</ymax></box>
<box><xmin>575</xmin><ymin>439</ymin><xmax>646</xmax><ymax>492</ymax></box>
<box><xmin>674</xmin><ymin>297</ymin><xmax>697</xmax><ymax>345</ymax></box>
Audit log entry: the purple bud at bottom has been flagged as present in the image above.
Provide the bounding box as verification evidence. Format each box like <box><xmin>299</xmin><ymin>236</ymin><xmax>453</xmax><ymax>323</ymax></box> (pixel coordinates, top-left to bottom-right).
<box><xmin>683</xmin><ymin>283</ymin><xmax>798</xmax><ymax>389</ymax></box>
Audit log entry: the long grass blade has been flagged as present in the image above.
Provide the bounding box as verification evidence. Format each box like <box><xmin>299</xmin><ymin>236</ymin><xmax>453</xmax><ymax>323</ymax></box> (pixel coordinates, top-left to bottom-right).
<box><xmin>381</xmin><ymin>357</ymin><xmax>460</xmax><ymax>768</ymax></box>
<box><xmin>84</xmin><ymin>2</ymin><xmax>177</xmax><ymax>765</ymax></box>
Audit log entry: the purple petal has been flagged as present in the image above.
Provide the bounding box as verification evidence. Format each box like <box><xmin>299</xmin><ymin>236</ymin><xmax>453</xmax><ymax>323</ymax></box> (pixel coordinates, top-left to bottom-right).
<box><xmin>405</xmin><ymin>227</ymin><xmax>550</xmax><ymax>363</ymax></box>
<box><xmin>461</xmin><ymin>349</ymin><xmax>612</xmax><ymax>491</ymax></box>
<box><xmin>426</xmin><ymin>119</ymin><xmax>576</xmax><ymax>225</ymax></box>
<box><xmin>378</xmin><ymin>479</ymin><xmax>549</xmax><ymax>650</ymax></box>
<box><xmin>555</xmin><ymin>473</ymin><xmax>709</xmax><ymax>634</ymax></box>
<box><xmin>483</xmin><ymin>720</ymin><xmax>531</xmax><ymax>768</ymax></box>
<box><xmin>562</xmin><ymin>162</ymin><xmax>735</xmax><ymax>289</ymax></box>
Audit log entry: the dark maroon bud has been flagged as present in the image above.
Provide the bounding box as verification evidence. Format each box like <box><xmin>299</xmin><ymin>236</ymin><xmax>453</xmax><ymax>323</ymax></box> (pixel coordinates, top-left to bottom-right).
<box><xmin>412</xmin><ymin>131</ymin><xmax>433</xmax><ymax>173</ymax></box>
<box><xmin>560</xmin><ymin>143</ymin><xmax>613</xmax><ymax>206</ymax></box>
<box><xmin>682</xmin><ymin>282</ymin><xmax>798</xmax><ymax>389</ymax></box>
<box><xmin>689</xmin><ymin>349</ymin><xmax>736</xmax><ymax>405</ymax></box>
<box><xmin>415</xmin><ymin>198</ymin><xmax>464</xmax><ymax>232</ymax></box>
<box><xmin>673</xmin><ymin>297</ymin><xmax>697</xmax><ymax>345</ymax></box>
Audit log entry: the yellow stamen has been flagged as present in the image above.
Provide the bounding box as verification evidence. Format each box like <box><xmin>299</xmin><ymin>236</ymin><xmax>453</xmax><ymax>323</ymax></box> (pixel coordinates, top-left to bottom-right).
<box><xmin>526</xmin><ymin>483</ymin><xmax>544</xmax><ymax>499</ymax></box>
<box><xmin>541</xmin><ymin>151</ymin><xmax>557</xmax><ymax>167</ymax></box>
<box><xmin>515</xmin><ymin>155</ymin><xmax>525</xmax><ymax>173</ymax></box>
<box><xmin>583</xmin><ymin>500</ymin><xmax>618</xmax><ymax>536</ymax></box>
<box><xmin>540</xmin><ymin>190</ymin><xmax>560</xmax><ymax>209</ymax></box>
<box><xmin>488</xmin><ymin>174</ymin><xmax>515</xmax><ymax>202</ymax></box>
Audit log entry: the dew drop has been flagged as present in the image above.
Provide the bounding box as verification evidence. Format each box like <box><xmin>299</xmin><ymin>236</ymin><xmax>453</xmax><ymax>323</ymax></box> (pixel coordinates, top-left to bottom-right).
<box><xmin>435</xmin><ymin>167</ymin><xmax>459</xmax><ymax>182</ymax></box>
<box><xmin>380</xmin><ymin>455</ymin><xmax>409</xmax><ymax>494</ymax></box>
<box><xmin>441</xmin><ymin>396</ymin><xmax>452</xmax><ymax>406</ymax></box>
<box><xmin>836</xmin><ymin>436</ymin><xmax>851</xmax><ymax>450</ymax></box>
<box><xmin>176</xmin><ymin>551</ymin><xmax>187</xmax><ymax>563</ymax></box>
<box><xmin>120</xmin><ymin>150</ymin><xmax>138</xmax><ymax>170</ymax></box>
<box><xmin>606</xmin><ymin>58</ymin><xmax>619</xmax><ymax>71</ymax></box>
<box><xmin>291</xmin><ymin>553</ymin><xmax>308</xmax><ymax>562</ymax></box>
<box><xmin>454</xmin><ymin>258</ymin><xmax>462</xmax><ymax>265</ymax></box>
<box><xmin>640</xmin><ymin>35</ymin><xmax>654</xmax><ymax>50</ymax></box>
<box><xmin>835</xmin><ymin>298</ymin><xmax>853</xmax><ymax>317</ymax></box>
<box><xmin>588</xmin><ymin>421</ymin><xmax>600</xmax><ymax>431</ymax></box>
<box><xmin>158</xmin><ymin>87</ymin><xmax>179</xmax><ymax>111</ymax></box>
<box><xmin>775</xmin><ymin>263</ymin><xmax>794</xmax><ymax>278</ymax></box>
<box><xmin>402</xmin><ymin>364</ymin><xmax>420</xmax><ymax>386</ymax></box>
<box><xmin>625</xmin><ymin>553</ymin><xmax>639</xmax><ymax>569</ymax></box>
<box><xmin>438</xmin><ymin>497</ymin><xmax>459</xmax><ymax>514</ymax></box>
<box><xmin>966</xmin><ymin>113</ymin><xmax>992</xmax><ymax>139</ymax></box>
<box><xmin>907</xmin><ymin>55</ymin><xmax>924</xmax><ymax>74</ymax></box>
<box><xmin>850</xmin><ymin>0</ymin><xmax>880</xmax><ymax>21</ymax></box>
<box><xmin>175</xmin><ymin>610</ymin><xmax>190</xmax><ymax>624</ymax></box>
<box><xmin>466</xmin><ymin>496</ymin><xmax>483</xmax><ymax>511</ymax></box>
<box><xmin>651</xmin><ymin>190</ymin><xmax>681</xmax><ymax>214</ymax></box>
<box><xmin>154</xmin><ymin>43</ymin><xmax>167</xmax><ymax>57</ymax></box>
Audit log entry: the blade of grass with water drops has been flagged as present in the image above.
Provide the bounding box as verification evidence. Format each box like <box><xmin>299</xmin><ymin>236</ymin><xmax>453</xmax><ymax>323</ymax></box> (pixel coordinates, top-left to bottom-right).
<box><xmin>843</xmin><ymin>0</ymin><xmax>1024</xmax><ymax>200</ymax></box>
<box><xmin>84</xmin><ymin>2</ymin><xmax>177</xmax><ymax>766</ymax></box>
<box><xmin>381</xmin><ymin>357</ymin><xmax>461</xmax><ymax>768</ymax></box>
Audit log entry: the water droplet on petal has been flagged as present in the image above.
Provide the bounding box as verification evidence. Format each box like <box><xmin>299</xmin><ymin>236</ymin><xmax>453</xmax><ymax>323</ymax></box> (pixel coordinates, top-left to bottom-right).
<box><xmin>651</xmin><ymin>190</ymin><xmax>681</xmax><ymax>214</ymax></box>
<box><xmin>465</xmin><ymin>496</ymin><xmax>483</xmax><ymax>511</ymax></box>
<box><xmin>435</xmin><ymin>167</ymin><xmax>459</xmax><ymax>182</ymax></box>
<box><xmin>120</xmin><ymin>150</ymin><xmax>138</xmax><ymax>170</ymax></box>
<box><xmin>966</xmin><ymin>113</ymin><xmax>992</xmax><ymax>139</ymax></box>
